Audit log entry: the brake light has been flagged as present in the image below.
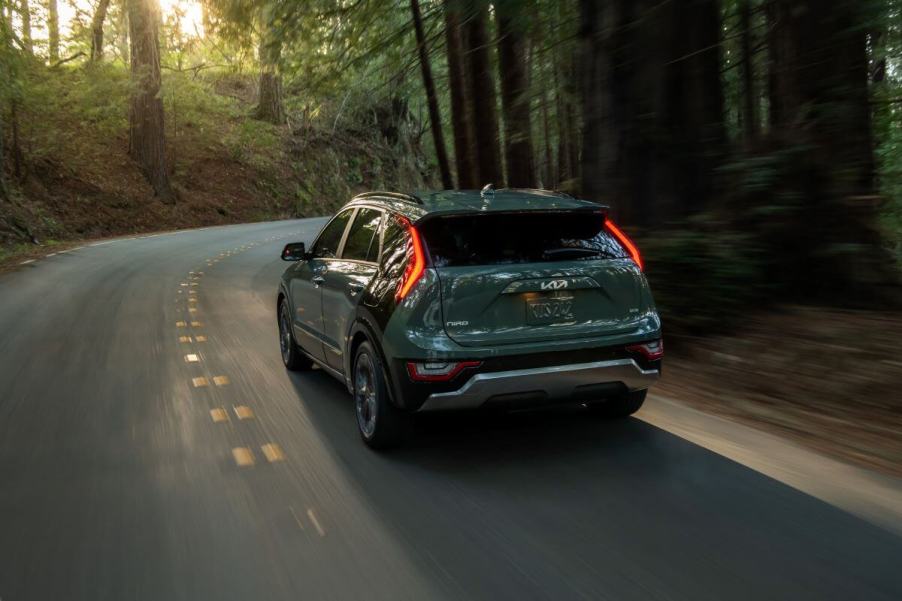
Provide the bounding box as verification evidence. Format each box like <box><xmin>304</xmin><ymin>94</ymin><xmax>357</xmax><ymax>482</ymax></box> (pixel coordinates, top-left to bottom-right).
<box><xmin>626</xmin><ymin>339</ymin><xmax>663</xmax><ymax>361</ymax></box>
<box><xmin>406</xmin><ymin>361</ymin><xmax>482</xmax><ymax>382</ymax></box>
<box><xmin>605</xmin><ymin>219</ymin><xmax>643</xmax><ymax>271</ymax></box>
<box><xmin>396</xmin><ymin>218</ymin><xmax>426</xmax><ymax>302</ymax></box>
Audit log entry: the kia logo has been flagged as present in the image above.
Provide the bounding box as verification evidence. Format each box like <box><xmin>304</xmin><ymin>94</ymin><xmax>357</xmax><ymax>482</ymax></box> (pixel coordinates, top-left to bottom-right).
<box><xmin>540</xmin><ymin>279</ymin><xmax>568</xmax><ymax>290</ymax></box>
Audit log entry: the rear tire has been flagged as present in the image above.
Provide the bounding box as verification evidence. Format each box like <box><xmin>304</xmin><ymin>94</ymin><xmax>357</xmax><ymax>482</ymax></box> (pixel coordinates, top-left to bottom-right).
<box><xmin>353</xmin><ymin>341</ymin><xmax>411</xmax><ymax>449</ymax></box>
<box><xmin>279</xmin><ymin>298</ymin><xmax>313</xmax><ymax>371</ymax></box>
<box><xmin>587</xmin><ymin>389</ymin><xmax>647</xmax><ymax>418</ymax></box>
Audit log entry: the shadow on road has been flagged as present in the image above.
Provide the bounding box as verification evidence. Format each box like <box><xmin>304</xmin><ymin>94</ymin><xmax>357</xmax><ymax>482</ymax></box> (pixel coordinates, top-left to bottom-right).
<box><xmin>286</xmin><ymin>368</ymin><xmax>902</xmax><ymax>601</ymax></box>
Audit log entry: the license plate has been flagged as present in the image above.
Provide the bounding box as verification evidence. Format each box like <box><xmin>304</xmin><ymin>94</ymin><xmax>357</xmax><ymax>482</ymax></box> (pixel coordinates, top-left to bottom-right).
<box><xmin>526</xmin><ymin>297</ymin><xmax>574</xmax><ymax>325</ymax></box>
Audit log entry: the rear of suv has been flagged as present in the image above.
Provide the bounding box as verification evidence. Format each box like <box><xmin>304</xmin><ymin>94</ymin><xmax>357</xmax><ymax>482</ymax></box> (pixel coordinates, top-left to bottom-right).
<box><xmin>278</xmin><ymin>188</ymin><xmax>662</xmax><ymax>448</ymax></box>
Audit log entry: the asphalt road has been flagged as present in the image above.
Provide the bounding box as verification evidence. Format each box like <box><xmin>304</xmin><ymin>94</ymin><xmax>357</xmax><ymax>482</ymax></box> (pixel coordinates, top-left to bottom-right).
<box><xmin>1</xmin><ymin>218</ymin><xmax>900</xmax><ymax>601</ymax></box>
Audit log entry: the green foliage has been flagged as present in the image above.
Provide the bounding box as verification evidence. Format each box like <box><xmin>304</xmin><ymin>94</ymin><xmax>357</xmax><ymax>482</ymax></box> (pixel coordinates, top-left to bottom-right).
<box><xmin>643</xmin><ymin>220</ymin><xmax>766</xmax><ymax>336</ymax></box>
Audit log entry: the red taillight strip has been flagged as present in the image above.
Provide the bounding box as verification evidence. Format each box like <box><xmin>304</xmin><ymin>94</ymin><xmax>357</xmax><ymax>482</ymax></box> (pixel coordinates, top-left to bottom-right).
<box><xmin>605</xmin><ymin>219</ymin><xmax>643</xmax><ymax>271</ymax></box>
<box><xmin>406</xmin><ymin>361</ymin><xmax>482</xmax><ymax>382</ymax></box>
<box><xmin>396</xmin><ymin>218</ymin><xmax>427</xmax><ymax>301</ymax></box>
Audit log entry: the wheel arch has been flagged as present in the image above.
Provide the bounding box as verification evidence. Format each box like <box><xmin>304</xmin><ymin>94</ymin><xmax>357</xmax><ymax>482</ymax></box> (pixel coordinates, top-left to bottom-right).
<box><xmin>346</xmin><ymin>317</ymin><xmax>402</xmax><ymax>408</ymax></box>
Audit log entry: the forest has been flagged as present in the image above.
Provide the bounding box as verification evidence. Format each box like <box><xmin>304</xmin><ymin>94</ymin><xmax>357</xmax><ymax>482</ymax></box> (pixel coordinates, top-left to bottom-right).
<box><xmin>0</xmin><ymin>0</ymin><xmax>900</xmax><ymax>328</ymax></box>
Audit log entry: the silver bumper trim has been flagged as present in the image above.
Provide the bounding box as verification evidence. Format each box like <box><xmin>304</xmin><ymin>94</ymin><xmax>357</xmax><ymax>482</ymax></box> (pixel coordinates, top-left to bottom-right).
<box><xmin>418</xmin><ymin>359</ymin><xmax>659</xmax><ymax>412</ymax></box>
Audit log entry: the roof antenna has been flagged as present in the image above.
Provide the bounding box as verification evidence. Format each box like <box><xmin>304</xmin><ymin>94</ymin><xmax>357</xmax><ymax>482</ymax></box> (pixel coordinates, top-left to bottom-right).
<box><xmin>481</xmin><ymin>183</ymin><xmax>495</xmax><ymax>199</ymax></box>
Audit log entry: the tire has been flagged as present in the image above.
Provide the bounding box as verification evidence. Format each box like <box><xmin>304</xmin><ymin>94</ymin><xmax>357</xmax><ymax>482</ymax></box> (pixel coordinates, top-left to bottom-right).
<box><xmin>587</xmin><ymin>389</ymin><xmax>647</xmax><ymax>418</ymax></box>
<box><xmin>278</xmin><ymin>298</ymin><xmax>313</xmax><ymax>371</ymax></box>
<box><xmin>353</xmin><ymin>341</ymin><xmax>411</xmax><ymax>449</ymax></box>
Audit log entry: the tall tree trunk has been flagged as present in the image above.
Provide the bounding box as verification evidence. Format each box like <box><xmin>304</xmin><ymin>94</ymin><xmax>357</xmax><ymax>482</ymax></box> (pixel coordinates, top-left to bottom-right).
<box><xmin>254</xmin><ymin>6</ymin><xmax>285</xmax><ymax>124</ymax></box>
<box><xmin>90</xmin><ymin>0</ymin><xmax>111</xmax><ymax>61</ymax></box>
<box><xmin>739</xmin><ymin>0</ymin><xmax>758</xmax><ymax>141</ymax></box>
<box><xmin>0</xmin><ymin>109</ymin><xmax>7</xmax><ymax>201</ymax></box>
<box><xmin>765</xmin><ymin>0</ymin><xmax>885</xmax><ymax>298</ymax></box>
<box><xmin>411</xmin><ymin>0</ymin><xmax>453</xmax><ymax>189</ymax></box>
<box><xmin>580</xmin><ymin>0</ymin><xmax>724</xmax><ymax>223</ymax></box>
<box><xmin>127</xmin><ymin>0</ymin><xmax>173</xmax><ymax>201</ymax></box>
<box><xmin>462</xmin><ymin>0</ymin><xmax>503</xmax><ymax>186</ymax></box>
<box><xmin>117</xmin><ymin>3</ymin><xmax>129</xmax><ymax>64</ymax></box>
<box><xmin>19</xmin><ymin>0</ymin><xmax>32</xmax><ymax>54</ymax></box>
<box><xmin>47</xmin><ymin>0</ymin><xmax>59</xmax><ymax>62</ymax></box>
<box><xmin>495</xmin><ymin>0</ymin><xmax>535</xmax><ymax>188</ymax></box>
<box><xmin>444</xmin><ymin>0</ymin><xmax>477</xmax><ymax>189</ymax></box>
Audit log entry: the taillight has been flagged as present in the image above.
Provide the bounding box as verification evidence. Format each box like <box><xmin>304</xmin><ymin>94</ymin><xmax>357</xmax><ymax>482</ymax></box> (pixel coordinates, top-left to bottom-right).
<box><xmin>396</xmin><ymin>218</ymin><xmax>426</xmax><ymax>302</ymax></box>
<box><xmin>406</xmin><ymin>361</ymin><xmax>482</xmax><ymax>382</ymax></box>
<box><xmin>626</xmin><ymin>339</ymin><xmax>663</xmax><ymax>361</ymax></box>
<box><xmin>605</xmin><ymin>219</ymin><xmax>643</xmax><ymax>271</ymax></box>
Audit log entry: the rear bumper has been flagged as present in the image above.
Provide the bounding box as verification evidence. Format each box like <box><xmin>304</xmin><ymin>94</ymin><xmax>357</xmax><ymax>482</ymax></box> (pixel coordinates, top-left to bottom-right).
<box><xmin>416</xmin><ymin>358</ymin><xmax>659</xmax><ymax>412</ymax></box>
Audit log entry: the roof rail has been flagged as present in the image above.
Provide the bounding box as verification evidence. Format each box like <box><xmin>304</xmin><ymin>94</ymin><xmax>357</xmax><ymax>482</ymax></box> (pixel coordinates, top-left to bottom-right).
<box><xmin>498</xmin><ymin>187</ymin><xmax>574</xmax><ymax>199</ymax></box>
<box><xmin>352</xmin><ymin>191</ymin><xmax>424</xmax><ymax>205</ymax></box>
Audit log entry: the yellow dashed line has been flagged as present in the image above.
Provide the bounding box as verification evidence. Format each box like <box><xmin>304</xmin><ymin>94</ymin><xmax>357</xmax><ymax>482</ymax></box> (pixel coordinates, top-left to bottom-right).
<box><xmin>176</xmin><ymin>321</ymin><xmax>187</xmax><ymax>328</ymax></box>
<box><xmin>191</xmin><ymin>321</ymin><xmax>203</xmax><ymax>328</ymax></box>
<box><xmin>195</xmin><ymin>335</ymin><xmax>207</xmax><ymax>342</ymax></box>
<box><xmin>213</xmin><ymin>375</ymin><xmax>230</xmax><ymax>386</ymax></box>
<box><xmin>192</xmin><ymin>377</ymin><xmax>210</xmax><ymax>388</ymax></box>
<box><xmin>234</xmin><ymin>405</ymin><xmax>254</xmax><ymax>420</ymax></box>
<box><xmin>261</xmin><ymin>443</ymin><xmax>285</xmax><ymax>463</ymax></box>
<box><xmin>210</xmin><ymin>408</ymin><xmax>229</xmax><ymax>423</ymax></box>
<box><xmin>307</xmin><ymin>508</ymin><xmax>326</xmax><ymax>536</ymax></box>
<box><xmin>185</xmin><ymin>354</ymin><xmax>200</xmax><ymax>363</ymax></box>
<box><xmin>188</xmin><ymin>307</ymin><xmax>198</xmax><ymax>314</ymax></box>
<box><xmin>179</xmin><ymin>336</ymin><xmax>192</xmax><ymax>343</ymax></box>
<box><xmin>232</xmin><ymin>447</ymin><xmax>255</xmax><ymax>467</ymax></box>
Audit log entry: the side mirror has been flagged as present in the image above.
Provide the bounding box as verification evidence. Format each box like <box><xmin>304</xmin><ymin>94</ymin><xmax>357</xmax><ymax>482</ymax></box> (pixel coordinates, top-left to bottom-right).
<box><xmin>281</xmin><ymin>242</ymin><xmax>307</xmax><ymax>261</ymax></box>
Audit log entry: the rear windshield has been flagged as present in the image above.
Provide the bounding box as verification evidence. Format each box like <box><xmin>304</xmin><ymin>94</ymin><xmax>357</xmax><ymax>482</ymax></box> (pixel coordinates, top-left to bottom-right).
<box><xmin>419</xmin><ymin>212</ymin><xmax>628</xmax><ymax>267</ymax></box>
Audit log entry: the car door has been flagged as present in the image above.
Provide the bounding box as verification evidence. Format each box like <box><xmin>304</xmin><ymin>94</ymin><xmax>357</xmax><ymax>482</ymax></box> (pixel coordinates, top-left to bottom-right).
<box><xmin>320</xmin><ymin>207</ymin><xmax>384</xmax><ymax>372</ymax></box>
<box><xmin>288</xmin><ymin>209</ymin><xmax>353</xmax><ymax>363</ymax></box>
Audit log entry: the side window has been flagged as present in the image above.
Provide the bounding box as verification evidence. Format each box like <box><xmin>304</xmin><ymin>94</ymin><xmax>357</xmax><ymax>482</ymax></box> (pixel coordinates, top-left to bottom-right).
<box><xmin>313</xmin><ymin>210</ymin><xmax>353</xmax><ymax>258</ymax></box>
<box><xmin>342</xmin><ymin>208</ymin><xmax>383</xmax><ymax>262</ymax></box>
<box><xmin>380</xmin><ymin>213</ymin><xmax>410</xmax><ymax>278</ymax></box>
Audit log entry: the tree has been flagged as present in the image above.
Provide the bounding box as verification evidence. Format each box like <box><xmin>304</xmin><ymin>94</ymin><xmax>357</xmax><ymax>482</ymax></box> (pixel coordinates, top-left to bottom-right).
<box><xmin>18</xmin><ymin>0</ymin><xmax>31</xmax><ymax>54</ymax></box>
<box><xmin>495</xmin><ymin>0</ymin><xmax>535</xmax><ymax>188</ymax></box>
<box><xmin>254</xmin><ymin>4</ymin><xmax>285</xmax><ymax>124</ymax></box>
<box><xmin>739</xmin><ymin>0</ymin><xmax>759</xmax><ymax>141</ymax></box>
<box><xmin>764</xmin><ymin>0</ymin><xmax>887</xmax><ymax>297</ymax></box>
<box><xmin>90</xmin><ymin>0</ymin><xmax>112</xmax><ymax>61</ymax></box>
<box><xmin>47</xmin><ymin>0</ymin><xmax>59</xmax><ymax>62</ymax></box>
<box><xmin>462</xmin><ymin>0</ymin><xmax>503</xmax><ymax>186</ymax></box>
<box><xmin>410</xmin><ymin>0</ymin><xmax>452</xmax><ymax>189</ymax></box>
<box><xmin>444</xmin><ymin>0</ymin><xmax>477</xmax><ymax>189</ymax></box>
<box><xmin>579</xmin><ymin>0</ymin><xmax>724</xmax><ymax>224</ymax></box>
<box><xmin>127</xmin><ymin>0</ymin><xmax>173</xmax><ymax>200</ymax></box>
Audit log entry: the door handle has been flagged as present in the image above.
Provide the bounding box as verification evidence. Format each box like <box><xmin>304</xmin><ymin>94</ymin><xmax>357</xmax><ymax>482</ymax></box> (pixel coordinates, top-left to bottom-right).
<box><xmin>312</xmin><ymin>275</ymin><xmax>325</xmax><ymax>286</ymax></box>
<box><xmin>347</xmin><ymin>282</ymin><xmax>364</xmax><ymax>296</ymax></box>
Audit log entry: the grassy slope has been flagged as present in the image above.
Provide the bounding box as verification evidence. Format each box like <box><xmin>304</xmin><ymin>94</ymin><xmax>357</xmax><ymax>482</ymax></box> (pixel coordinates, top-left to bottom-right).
<box><xmin>1</xmin><ymin>65</ymin><xmax>428</xmax><ymax>265</ymax></box>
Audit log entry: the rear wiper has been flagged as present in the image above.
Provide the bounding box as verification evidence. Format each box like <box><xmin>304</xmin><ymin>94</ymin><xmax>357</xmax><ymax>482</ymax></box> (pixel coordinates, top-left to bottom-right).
<box><xmin>542</xmin><ymin>248</ymin><xmax>605</xmax><ymax>259</ymax></box>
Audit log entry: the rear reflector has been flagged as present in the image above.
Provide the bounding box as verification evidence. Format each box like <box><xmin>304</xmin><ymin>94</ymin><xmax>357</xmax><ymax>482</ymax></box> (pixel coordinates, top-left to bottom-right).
<box><xmin>626</xmin><ymin>339</ymin><xmax>663</xmax><ymax>361</ymax></box>
<box><xmin>604</xmin><ymin>219</ymin><xmax>643</xmax><ymax>271</ymax></box>
<box><xmin>406</xmin><ymin>361</ymin><xmax>482</xmax><ymax>382</ymax></box>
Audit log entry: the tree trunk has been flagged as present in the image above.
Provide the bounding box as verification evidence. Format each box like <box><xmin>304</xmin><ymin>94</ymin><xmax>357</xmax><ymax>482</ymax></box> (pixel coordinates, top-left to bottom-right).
<box><xmin>0</xmin><ymin>109</ymin><xmax>7</xmax><ymax>201</ymax></box>
<box><xmin>19</xmin><ymin>0</ymin><xmax>32</xmax><ymax>54</ymax></box>
<box><xmin>765</xmin><ymin>0</ymin><xmax>885</xmax><ymax>298</ymax></box>
<box><xmin>411</xmin><ymin>0</ymin><xmax>453</xmax><ymax>189</ymax></box>
<box><xmin>254</xmin><ymin>6</ymin><xmax>285</xmax><ymax>125</ymax></box>
<box><xmin>739</xmin><ymin>0</ymin><xmax>758</xmax><ymax>141</ymax></box>
<box><xmin>580</xmin><ymin>0</ymin><xmax>724</xmax><ymax>223</ymax></box>
<box><xmin>495</xmin><ymin>0</ymin><xmax>535</xmax><ymax>188</ymax></box>
<box><xmin>90</xmin><ymin>0</ymin><xmax>111</xmax><ymax>61</ymax></box>
<box><xmin>118</xmin><ymin>4</ymin><xmax>129</xmax><ymax>64</ymax></box>
<box><xmin>47</xmin><ymin>0</ymin><xmax>59</xmax><ymax>62</ymax></box>
<box><xmin>127</xmin><ymin>0</ymin><xmax>173</xmax><ymax>201</ymax></box>
<box><xmin>462</xmin><ymin>0</ymin><xmax>503</xmax><ymax>186</ymax></box>
<box><xmin>444</xmin><ymin>0</ymin><xmax>477</xmax><ymax>189</ymax></box>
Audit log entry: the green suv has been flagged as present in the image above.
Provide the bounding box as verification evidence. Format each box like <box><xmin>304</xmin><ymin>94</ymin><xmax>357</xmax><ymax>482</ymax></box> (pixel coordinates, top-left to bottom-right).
<box><xmin>277</xmin><ymin>187</ymin><xmax>662</xmax><ymax>448</ymax></box>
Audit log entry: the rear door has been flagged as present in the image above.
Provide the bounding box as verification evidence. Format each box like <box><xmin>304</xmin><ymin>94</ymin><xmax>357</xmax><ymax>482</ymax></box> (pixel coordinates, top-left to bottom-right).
<box><xmin>288</xmin><ymin>209</ymin><xmax>353</xmax><ymax>362</ymax></box>
<box><xmin>419</xmin><ymin>210</ymin><xmax>650</xmax><ymax>347</ymax></box>
<box><xmin>320</xmin><ymin>207</ymin><xmax>383</xmax><ymax>371</ymax></box>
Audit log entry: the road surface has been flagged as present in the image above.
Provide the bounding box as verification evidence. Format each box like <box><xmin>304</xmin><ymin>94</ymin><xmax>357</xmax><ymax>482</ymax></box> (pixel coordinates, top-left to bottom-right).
<box><xmin>1</xmin><ymin>218</ymin><xmax>900</xmax><ymax>600</ymax></box>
